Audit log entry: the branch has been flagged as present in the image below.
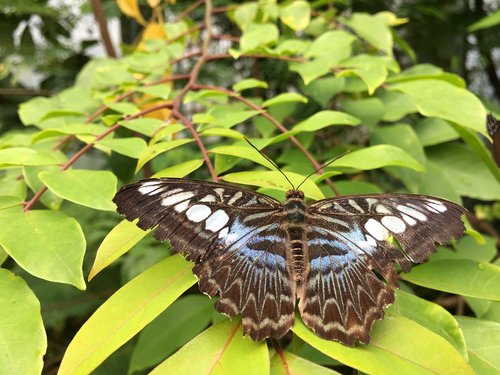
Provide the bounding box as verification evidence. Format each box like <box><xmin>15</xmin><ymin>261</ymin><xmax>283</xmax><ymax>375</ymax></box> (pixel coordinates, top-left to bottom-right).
<box><xmin>23</xmin><ymin>103</ymin><xmax>172</xmax><ymax>212</ymax></box>
<box><xmin>171</xmin><ymin>109</ymin><xmax>217</xmax><ymax>181</ymax></box>
<box><xmin>176</xmin><ymin>0</ymin><xmax>205</xmax><ymax>21</ymax></box>
<box><xmin>90</xmin><ymin>0</ymin><xmax>117</xmax><ymax>58</ymax></box>
<box><xmin>192</xmin><ymin>84</ymin><xmax>340</xmax><ymax>196</ymax></box>
<box><xmin>169</xmin><ymin>0</ymin><xmax>217</xmax><ymax>182</ymax></box>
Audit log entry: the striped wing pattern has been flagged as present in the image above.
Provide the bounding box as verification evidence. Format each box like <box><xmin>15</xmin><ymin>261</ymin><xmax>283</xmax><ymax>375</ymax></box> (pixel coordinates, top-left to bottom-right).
<box><xmin>114</xmin><ymin>178</ymin><xmax>466</xmax><ymax>345</ymax></box>
<box><xmin>300</xmin><ymin>194</ymin><xmax>466</xmax><ymax>345</ymax></box>
<box><xmin>113</xmin><ymin>178</ymin><xmax>295</xmax><ymax>340</ymax></box>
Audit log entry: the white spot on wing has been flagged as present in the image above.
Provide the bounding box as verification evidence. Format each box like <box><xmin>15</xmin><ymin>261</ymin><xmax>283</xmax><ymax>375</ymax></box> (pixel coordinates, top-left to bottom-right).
<box><xmin>381</xmin><ymin>216</ymin><xmax>406</xmax><ymax>233</ymax></box>
<box><xmin>205</xmin><ymin>210</ymin><xmax>230</xmax><ymax>232</ymax></box>
<box><xmin>228</xmin><ymin>191</ymin><xmax>243</xmax><ymax>205</ymax></box>
<box><xmin>427</xmin><ymin>201</ymin><xmax>447</xmax><ymax>213</ymax></box>
<box><xmin>348</xmin><ymin>199</ymin><xmax>364</xmax><ymax>212</ymax></box>
<box><xmin>186</xmin><ymin>205</ymin><xmax>211</xmax><ymax>222</ymax></box>
<box><xmin>174</xmin><ymin>200</ymin><xmax>190</xmax><ymax>212</ymax></box>
<box><xmin>218</xmin><ymin>227</ymin><xmax>229</xmax><ymax>238</ymax></box>
<box><xmin>401</xmin><ymin>214</ymin><xmax>417</xmax><ymax>226</ymax></box>
<box><xmin>161</xmin><ymin>191</ymin><xmax>194</xmax><ymax>206</ymax></box>
<box><xmin>376</xmin><ymin>205</ymin><xmax>391</xmax><ymax>214</ymax></box>
<box><xmin>364</xmin><ymin>219</ymin><xmax>389</xmax><ymax>241</ymax></box>
<box><xmin>138</xmin><ymin>182</ymin><xmax>161</xmax><ymax>195</ymax></box>
<box><xmin>200</xmin><ymin>195</ymin><xmax>216</xmax><ymax>203</ymax></box>
<box><xmin>397</xmin><ymin>205</ymin><xmax>427</xmax><ymax>221</ymax></box>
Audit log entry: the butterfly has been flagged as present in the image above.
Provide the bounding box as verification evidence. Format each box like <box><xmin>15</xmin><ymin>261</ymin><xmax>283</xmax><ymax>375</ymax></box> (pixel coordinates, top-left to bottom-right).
<box><xmin>113</xmin><ymin>177</ymin><xmax>466</xmax><ymax>346</ymax></box>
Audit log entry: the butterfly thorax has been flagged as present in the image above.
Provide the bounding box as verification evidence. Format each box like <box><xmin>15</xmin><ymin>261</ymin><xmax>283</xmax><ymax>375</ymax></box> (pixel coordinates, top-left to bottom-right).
<box><xmin>284</xmin><ymin>190</ymin><xmax>308</xmax><ymax>285</ymax></box>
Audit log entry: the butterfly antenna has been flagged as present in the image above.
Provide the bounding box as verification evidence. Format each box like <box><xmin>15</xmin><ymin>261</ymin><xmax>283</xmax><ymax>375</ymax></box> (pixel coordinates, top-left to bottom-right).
<box><xmin>244</xmin><ymin>137</ymin><xmax>295</xmax><ymax>189</ymax></box>
<box><xmin>296</xmin><ymin>149</ymin><xmax>351</xmax><ymax>191</ymax></box>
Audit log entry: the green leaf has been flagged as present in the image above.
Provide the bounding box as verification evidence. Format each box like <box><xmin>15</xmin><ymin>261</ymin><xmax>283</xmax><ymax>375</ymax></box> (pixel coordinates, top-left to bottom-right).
<box><xmin>106</xmin><ymin>102</ymin><xmax>140</xmax><ymax>115</ymax></box>
<box><xmin>414</xmin><ymin>117</ymin><xmax>458</xmax><ymax>146</ymax></box>
<box><xmin>262</xmin><ymin>93</ymin><xmax>308</xmax><ymax>107</ymax></box>
<box><xmin>378</xmin><ymin>91</ymin><xmax>417</xmax><ymax>121</ymax></box>
<box><xmin>233</xmin><ymin>2</ymin><xmax>258</xmax><ymax>30</ymax></box>
<box><xmin>23</xmin><ymin>166</ymin><xmax>63</xmax><ymax>210</ymax></box>
<box><xmin>136</xmin><ymin>138</ymin><xmax>193</xmax><ymax>172</ymax></box>
<box><xmin>448</xmin><ymin>122</ymin><xmax>500</xmax><ymax>183</ymax></box>
<box><xmin>270</xmin><ymin>350</ymin><xmax>341</xmax><ymax>375</ymax></box>
<box><xmin>119</xmin><ymin>118</ymin><xmax>173</xmax><ymax>137</ymax></box>
<box><xmin>370</xmin><ymin>124</ymin><xmax>426</xmax><ymax>192</ymax></box>
<box><xmin>389</xmin><ymin>290</ymin><xmax>468</xmax><ymax>359</ymax></box>
<box><xmin>0</xmin><ymin>210</ymin><xmax>86</xmax><ymax>289</ymax></box>
<box><xmin>426</xmin><ymin>143</ymin><xmax>500</xmax><ymax>200</ymax></box>
<box><xmin>338</xmin><ymin>61</ymin><xmax>388</xmax><ymax>95</ymax></box>
<box><xmin>195</xmin><ymin>108</ymin><xmax>262</xmax><ymax>128</ymax></box>
<box><xmin>331</xmin><ymin>181</ymin><xmax>382</xmax><ymax>195</ymax></box>
<box><xmin>233</xmin><ymin>78</ymin><xmax>268</xmax><ymax>92</ymax></box>
<box><xmin>430</xmin><ymin>235</ymin><xmax>497</xmax><ymax>263</ymax></box>
<box><xmin>240</xmin><ymin>23</ymin><xmax>279</xmax><ymax>51</ymax></box>
<box><xmin>59</xmin><ymin>255</ymin><xmax>196</xmax><ymax>375</ymax></box>
<box><xmin>279</xmin><ymin>1</ymin><xmax>311</xmax><ymax>31</ymax></box>
<box><xmin>328</xmin><ymin>145</ymin><xmax>424</xmax><ymax>172</ymax></box>
<box><xmin>136</xmin><ymin>84</ymin><xmax>172</xmax><ymax>99</ymax></box>
<box><xmin>402</xmin><ymin>260</ymin><xmax>500</xmax><ymax>300</ymax></box>
<box><xmin>39</xmin><ymin>169</ymin><xmax>117</xmax><ymax>211</ymax></box>
<box><xmin>210</xmin><ymin>144</ymin><xmax>276</xmax><ymax>171</ymax></box>
<box><xmin>222</xmin><ymin>171</ymin><xmax>324</xmax><ymax>200</ymax></box>
<box><xmin>150</xmin><ymin>319</ymin><xmax>269</xmax><ymax>375</ymax></box>
<box><xmin>341</xmin><ymin>13</ymin><xmax>393</xmax><ymax>55</ymax></box>
<box><xmin>302</xmin><ymin>77</ymin><xmax>345</xmax><ymax>108</ymax></box>
<box><xmin>455</xmin><ymin>317</ymin><xmax>500</xmax><ymax>374</ymax></box>
<box><xmin>89</xmin><ymin>220</ymin><xmax>149</xmax><ymax>280</ymax></box>
<box><xmin>129</xmin><ymin>295</ymin><xmax>213</xmax><ymax>373</ymax></box>
<box><xmin>293</xmin><ymin>313</ymin><xmax>474</xmax><ymax>375</ymax></box>
<box><xmin>340</xmin><ymin>98</ymin><xmax>384</xmax><ymax>128</ymax></box>
<box><xmin>201</xmin><ymin>127</ymin><xmax>245</xmax><ymax>140</ymax></box>
<box><xmin>0</xmin><ymin>269</ymin><xmax>47</xmax><ymax>375</ymax></box>
<box><xmin>0</xmin><ymin>147</ymin><xmax>63</xmax><ymax>167</ymax></box>
<box><xmin>468</xmin><ymin>10</ymin><xmax>500</xmax><ymax>32</ymax></box>
<box><xmin>289</xmin><ymin>57</ymin><xmax>333</xmax><ymax>84</ymax></box>
<box><xmin>153</xmin><ymin>159</ymin><xmax>205</xmax><ymax>178</ymax></box>
<box><xmin>389</xmin><ymin>79</ymin><xmax>487</xmax><ymax>135</ymax></box>
<box><xmin>31</xmin><ymin>124</ymin><xmax>109</xmax><ymax>143</ymax></box>
<box><xmin>272</xmin><ymin>39</ymin><xmax>310</xmax><ymax>55</ymax></box>
<box><xmin>416</xmin><ymin>161</ymin><xmax>461</xmax><ymax>203</ymax></box>
<box><xmin>292</xmin><ymin>110</ymin><xmax>360</xmax><ymax>132</ymax></box>
<box><xmin>97</xmin><ymin>137</ymin><xmax>147</xmax><ymax>159</ymax></box>
<box><xmin>304</xmin><ymin>30</ymin><xmax>355</xmax><ymax>60</ymax></box>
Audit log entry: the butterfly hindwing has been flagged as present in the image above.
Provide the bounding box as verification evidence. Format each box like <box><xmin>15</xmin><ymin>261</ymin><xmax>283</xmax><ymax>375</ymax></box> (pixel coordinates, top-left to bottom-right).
<box><xmin>298</xmin><ymin>194</ymin><xmax>466</xmax><ymax>344</ymax></box>
<box><xmin>113</xmin><ymin>178</ymin><xmax>295</xmax><ymax>340</ymax></box>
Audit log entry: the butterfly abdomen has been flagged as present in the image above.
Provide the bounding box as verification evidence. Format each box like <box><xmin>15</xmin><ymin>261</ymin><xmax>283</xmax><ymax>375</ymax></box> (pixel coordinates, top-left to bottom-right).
<box><xmin>284</xmin><ymin>195</ymin><xmax>309</xmax><ymax>285</ymax></box>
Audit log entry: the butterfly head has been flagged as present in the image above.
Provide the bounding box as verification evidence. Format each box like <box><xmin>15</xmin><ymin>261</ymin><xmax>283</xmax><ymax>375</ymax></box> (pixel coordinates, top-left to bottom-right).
<box><xmin>286</xmin><ymin>189</ymin><xmax>304</xmax><ymax>200</ymax></box>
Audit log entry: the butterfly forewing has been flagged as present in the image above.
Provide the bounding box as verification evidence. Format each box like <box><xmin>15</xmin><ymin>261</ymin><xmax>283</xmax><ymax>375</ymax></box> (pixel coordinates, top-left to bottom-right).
<box><xmin>113</xmin><ymin>178</ymin><xmax>296</xmax><ymax>340</ymax></box>
<box><xmin>299</xmin><ymin>194</ymin><xmax>466</xmax><ymax>344</ymax></box>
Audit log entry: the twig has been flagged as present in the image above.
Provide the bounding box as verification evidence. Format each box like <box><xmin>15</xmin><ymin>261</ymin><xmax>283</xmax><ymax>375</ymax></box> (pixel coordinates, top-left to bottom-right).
<box><xmin>171</xmin><ymin>109</ymin><xmax>217</xmax><ymax>181</ymax></box>
<box><xmin>90</xmin><ymin>0</ymin><xmax>117</xmax><ymax>58</ymax></box>
<box><xmin>23</xmin><ymin>103</ymin><xmax>172</xmax><ymax>212</ymax></box>
<box><xmin>168</xmin><ymin>23</ymin><xmax>205</xmax><ymax>44</ymax></box>
<box><xmin>170</xmin><ymin>0</ymin><xmax>217</xmax><ymax>182</ymax></box>
<box><xmin>272</xmin><ymin>339</ymin><xmax>291</xmax><ymax>375</ymax></box>
<box><xmin>192</xmin><ymin>84</ymin><xmax>340</xmax><ymax>196</ymax></box>
<box><xmin>176</xmin><ymin>0</ymin><xmax>205</xmax><ymax>21</ymax></box>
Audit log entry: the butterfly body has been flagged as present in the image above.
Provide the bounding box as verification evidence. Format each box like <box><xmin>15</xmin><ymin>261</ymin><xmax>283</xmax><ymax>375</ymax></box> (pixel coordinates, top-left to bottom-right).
<box><xmin>113</xmin><ymin>177</ymin><xmax>466</xmax><ymax>345</ymax></box>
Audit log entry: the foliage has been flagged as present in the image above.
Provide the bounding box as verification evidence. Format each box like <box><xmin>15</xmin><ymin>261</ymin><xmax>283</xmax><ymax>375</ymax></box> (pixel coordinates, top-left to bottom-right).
<box><xmin>0</xmin><ymin>1</ymin><xmax>499</xmax><ymax>374</ymax></box>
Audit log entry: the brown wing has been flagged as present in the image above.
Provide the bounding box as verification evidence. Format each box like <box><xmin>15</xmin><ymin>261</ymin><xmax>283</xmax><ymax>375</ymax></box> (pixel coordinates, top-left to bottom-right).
<box><xmin>113</xmin><ymin>178</ymin><xmax>295</xmax><ymax>340</ymax></box>
<box><xmin>298</xmin><ymin>194</ymin><xmax>466</xmax><ymax>345</ymax></box>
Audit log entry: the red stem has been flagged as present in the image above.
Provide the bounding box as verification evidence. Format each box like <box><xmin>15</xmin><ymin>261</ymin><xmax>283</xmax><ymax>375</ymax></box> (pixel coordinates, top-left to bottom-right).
<box><xmin>171</xmin><ymin>109</ymin><xmax>217</xmax><ymax>181</ymax></box>
<box><xmin>23</xmin><ymin>103</ymin><xmax>172</xmax><ymax>212</ymax></box>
